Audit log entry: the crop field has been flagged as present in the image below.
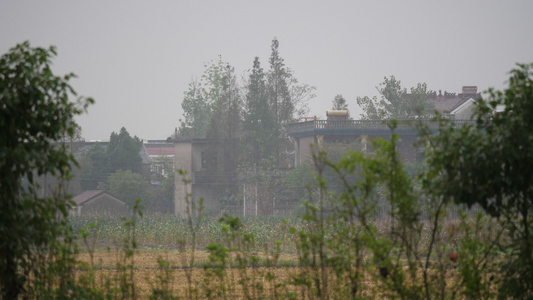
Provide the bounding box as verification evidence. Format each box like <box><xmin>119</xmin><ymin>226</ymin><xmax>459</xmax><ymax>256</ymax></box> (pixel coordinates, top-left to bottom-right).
<box><xmin>75</xmin><ymin>250</ymin><xmax>304</xmax><ymax>299</ymax></box>
<box><xmin>67</xmin><ymin>213</ymin><xmax>500</xmax><ymax>299</ymax></box>
<box><xmin>70</xmin><ymin>214</ymin><xmax>301</xmax><ymax>253</ymax></box>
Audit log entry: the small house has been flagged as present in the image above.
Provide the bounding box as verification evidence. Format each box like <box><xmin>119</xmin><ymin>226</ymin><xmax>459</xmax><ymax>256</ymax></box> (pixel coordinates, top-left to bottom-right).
<box><xmin>71</xmin><ymin>190</ymin><xmax>129</xmax><ymax>216</ymax></box>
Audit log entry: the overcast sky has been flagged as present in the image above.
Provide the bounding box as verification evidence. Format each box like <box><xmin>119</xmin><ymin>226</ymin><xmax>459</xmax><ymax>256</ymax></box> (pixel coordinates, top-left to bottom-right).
<box><xmin>1</xmin><ymin>1</ymin><xmax>532</xmax><ymax>141</ymax></box>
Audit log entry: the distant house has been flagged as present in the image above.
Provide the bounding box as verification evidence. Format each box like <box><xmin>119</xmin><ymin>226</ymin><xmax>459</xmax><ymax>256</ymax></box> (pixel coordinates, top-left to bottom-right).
<box><xmin>170</xmin><ymin>138</ymin><xmax>223</xmax><ymax>216</ymax></box>
<box><xmin>430</xmin><ymin>86</ymin><xmax>481</xmax><ymax>120</ymax></box>
<box><xmin>143</xmin><ymin>140</ymin><xmax>175</xmax><ymax>185</ymax></box>
<box><xmin>71</xmin><ymin>190</ymin><xmax>129</xmax><ymax>216</ymax></box>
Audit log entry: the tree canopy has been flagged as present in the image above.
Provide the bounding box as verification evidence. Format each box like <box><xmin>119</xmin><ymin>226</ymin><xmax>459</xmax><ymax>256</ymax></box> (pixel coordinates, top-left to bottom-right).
<box><xmin>243</xmin><ymin>56</ymin><xmax>277</xmax><ymax>165</ymax></box>
<box><xmin>331</xmin><ymin>94</ymin><xmax>348</xmax><ymax>111</ymax></box>
<box><xmin>357</xmin><ymin>76</ymin><xmax>434</xmax><ymax>120</ymax></box>
<box><xmin>107</xmin><ymin>169</ymin><xmax>154</xmax><ymax>208</ymax></box>
<box><xmin>108</xmin><ymin>127</ymin><xmax>143</xmax><ymax>173</ymax></box>
<box><xmin>0</xmin><ymin>41</ymin><xmax>93</xmax><ymax>298</ymax></box>
<box><xmin>178</xmin><ymin>58</ymin><xmax>228</xmax><ymax>138</ymax></box>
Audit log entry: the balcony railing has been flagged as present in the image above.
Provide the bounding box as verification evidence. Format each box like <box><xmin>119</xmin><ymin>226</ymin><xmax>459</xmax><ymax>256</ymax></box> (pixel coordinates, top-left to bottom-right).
<box><xmin>287</xmin><ymin>119</ymin><xmax>473</xmax><ymax>135</ymax></box>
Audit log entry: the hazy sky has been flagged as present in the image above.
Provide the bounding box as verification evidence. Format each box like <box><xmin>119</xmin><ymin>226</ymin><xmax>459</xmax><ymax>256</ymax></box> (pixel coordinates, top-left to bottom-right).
<box><xmin>1</xmin><ymin>1</ymin><xmax>532</xmax><ymax>141</ymax></box>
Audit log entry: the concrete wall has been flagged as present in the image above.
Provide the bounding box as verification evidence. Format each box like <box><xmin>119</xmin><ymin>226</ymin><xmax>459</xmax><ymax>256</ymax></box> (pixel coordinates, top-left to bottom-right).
<box><xmin>174</xmin><ymin>140</ymin><xmax>226</xmax><ymax>217</ymax></box>
<box><xmin>296</xmin><ymin>133</ymin><xmax>421</xmax><ymax>166</ymax></box>
<box><xmin>296</xmin><ymin>136</ymin><xmax>316</xmax><ymax>166</ymax></box>
<box><xmin>174</xmin><ymin>142</ymin><xmax>193</xmax><ymax>216</ymax></box>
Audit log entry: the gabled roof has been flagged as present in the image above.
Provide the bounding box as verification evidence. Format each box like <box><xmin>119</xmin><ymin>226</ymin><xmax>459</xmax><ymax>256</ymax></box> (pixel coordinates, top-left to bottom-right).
<box><xmin>139</xmin><ymin>144</ymin><xmax>152</xmax><ymax>164</ymax></box>
<box><xmin>72</xmin><ymin>190</ymin><xmax>125</xmax><ymax>206</ymax></box>
<box><xmin>450</xmin><ymin>97</ymin><xmax>475</xmax><ymax>115</ymax></box>
<box><xmin>73</xmin><ymin>190</ymin><xmax>106</xmax><ymax>205</ymax></box>
<box><xmin>429</xmin><ymin>91</ymin><xmax>481</xmax><ymax>114</ymax></box>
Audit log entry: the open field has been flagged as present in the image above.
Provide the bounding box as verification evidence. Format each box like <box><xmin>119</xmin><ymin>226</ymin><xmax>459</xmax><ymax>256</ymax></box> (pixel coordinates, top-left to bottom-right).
<box><xmin>68</xmin><ymin>214</ymin><xmax>499</xmax><ymax>299</ymax></box>
<box><xmin>74</xmin><ymin>249</ymin><xmax>474</xmax><ymax>299</ymax></box>
<box><xmin>75</xmin><ymin>250</ymin><xmax>304</xmax><ymax>299</ymax></box>
<box><xmin>71</xmin><ymin>215</ymin><xmax>302</xmax><ymax>253</ymax></box>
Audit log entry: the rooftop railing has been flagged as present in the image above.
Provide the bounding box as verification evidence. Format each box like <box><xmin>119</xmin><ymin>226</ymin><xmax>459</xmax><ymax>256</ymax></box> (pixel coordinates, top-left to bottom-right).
<box><xmin>287</xmin><ymin>119</ymin><xmax>473</xmax><ymax>135</ymax></box>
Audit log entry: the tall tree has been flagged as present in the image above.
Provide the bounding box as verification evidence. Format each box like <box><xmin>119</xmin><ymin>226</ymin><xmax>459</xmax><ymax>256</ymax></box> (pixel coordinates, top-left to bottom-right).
<box><xmin>267</xmin><ymin>37</ymin><xmax>293</xmax><ymax>126</ymax></box>
<box><xmin>0</xmin><ymin>42</ymin><xmax>93</xmax><ymax>298</ymax></box>
<box><xmin>107</xmin><ymin>127</ymin><xmax>143</xmax><ymax>173</ymax></box>
<box><xmin>243</xmin><ymin>57</ymin><xmax>276</xmax><ymax>165</ymax></box>
<box><xmin>178</xmin><ymin>58</ymin><xmax>227</xmax><ymax>138</ymax></box>
<box><xmin>331</xmin><ymin>94</ymin><xmax>349</xmax><ymax>111</ymax></box>
<box><xmin>178</xmin><ymin>80</ymin><xmax>211</xmax><ymax>138</ymax></box>
<box><xmin>79</xmin><ymin>142</ymin><xmax>110</xmax><ymax>190</ymax></box>
<box><xmin>267</xmin><ymin>37</ymin><xmax>315</xmax><ymax>166</ymax></box>
<box><xmin>356</xmin><ymin>76</ymin><xmax>434</xmax><ymax>119</ymax></box>
<box><xmin>206</xmin><ymin>63</ymin><xmax>242</xmax><ymax>172</ymax></box>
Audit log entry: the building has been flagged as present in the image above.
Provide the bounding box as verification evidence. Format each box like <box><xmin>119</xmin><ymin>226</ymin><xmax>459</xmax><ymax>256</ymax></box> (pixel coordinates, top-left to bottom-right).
<box><xmin>171</xmin><ymin>138</ymin><xmax>237</xmax><ymax>217</ymax></box>
<box><xmin>430</xmin><ymin>86</ymin><xmax>480</xmax><ymax>120</ymax></box>
<box><xmin>143</xmin><ymin>140</ymin><xmax>175</xmax><ymax>186</ymax></box>
<box><xmin>171</xmin><ymin>86</ymin><xmax>480</xmax><ymax>216</ymax></box>
<box><xmin>289</xmin><ymin>86</ymin><xmax>480</xmax><ymax>166</ymax></box>
<box><xmin>71</xmin><ymin>190</ymin><xmax>129</xmax><ymax>216</ymax></box>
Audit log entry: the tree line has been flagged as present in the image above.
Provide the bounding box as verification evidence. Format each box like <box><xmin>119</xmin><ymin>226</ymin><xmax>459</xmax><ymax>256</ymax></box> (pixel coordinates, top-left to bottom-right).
<box><xmin>178</xmin><ymin>38</ymin><xmax>315</xmax><ymax>169</ymax></box>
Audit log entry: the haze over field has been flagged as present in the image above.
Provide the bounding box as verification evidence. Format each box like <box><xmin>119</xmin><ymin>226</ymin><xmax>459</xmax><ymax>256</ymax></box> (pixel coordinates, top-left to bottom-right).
<box><xmin>1</xmin><ymin>1</ymin><xmax>532</xmax><ymax>140</ymax></box>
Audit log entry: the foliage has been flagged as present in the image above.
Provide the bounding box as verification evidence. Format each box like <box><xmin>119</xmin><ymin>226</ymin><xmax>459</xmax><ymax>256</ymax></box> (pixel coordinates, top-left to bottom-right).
<box><xmin>331</xmin><ymin>94</ymin><xmax>348</xmax><ymax>111</ymax></box>
<box><xmin>356</xmin><ymin>76</ymin><xmax>434</xmax><ymax>120</ymax></box>
<box><xmin>423</xmin><ymin>63</ymin><xmax>533</xmax><ymax>298</ymax></box>
<box><xmin>158</xmin><ymin>172</ymin><xmax>175</xmax><ymax>211</ymax></box>
<box><xmin>178</xmin><ymin>80</ymin><xmax>212</xmax><ymax>138</ymax></box>
<box><xmin>284</xmin><ymin>121</ymin><xmax>501</xmax><ymax>299</ymax></box>
<box><xmin>243</xmin><ymin>56</ymin><xmax>277</xmax><ymax>165</ymax></box>
<box><xmin>206</xmin><ymin>63</ymin><xmax>242</xmax><ymax>172</ymax></box>
<box><xmin>267</xmin><ymin>37</ymin><xmax>315</xmax><ymax>167</ymax></box>
<box><xmin>77</xmin><ymin>127</ymin><xmax>143</xmax><ymax>193</ymax></box>
<box><xmin>107</xmin><ymin>169</ymin><xmax>155</xmax><ymax>208</ymax></box>
<box><xmin>178</xmin><ymin>58</ymin><xmax>228</xmax><ymax>138</ymax></box>
<box><xmin>108</xmin><ymin>127</ymin><xmax>143</xmax><ymax>174</ymax></box>
<box><xmin>267</xmin><ymin>37</ymin><xmax>293</xmax><ymax>127</ymax></box>
<box><xmin>0</xmin><ymin>41</ymin><xmax>93</xmax><ymax>298</ymax></box>
<box><xmin>79</xmin><ymin>142</ymin><xmax>110</xmax><ymax>190</ymax></box>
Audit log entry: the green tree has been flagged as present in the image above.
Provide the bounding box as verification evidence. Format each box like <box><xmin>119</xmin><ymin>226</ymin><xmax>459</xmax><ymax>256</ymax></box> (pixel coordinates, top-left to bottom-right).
<box><xmin>206</xmin><ymin>63</ymin><xmax>242</xmax><ymax>172</ymax></box>
<box><xmin>267</xmin><ymin>37</ymin><xmax>293</xmax><ymax>127</ymax></box>
<box><xmin>107</xmin><ymin>169</ymin><xmax>154</xmax><ymax>208</ymax></box>
<box><xmin>331</xmin><ymin>94</ymin><xmax>349</xmax><ymax>111</ymax></box>
<box><xmin>267</xmin><ymin>37</ymin><xmax>315</xmax><ymax>166</ymax></box>
<box><xmin>423</xmin><ymin>63</ymin><xmax>533</xmax><ymax>298</ymax></box>
<box><xmin>0</xmin><ymin>42</ymin><xmax>92</xmax><ymax>298</ymax></box>
<box><xmin>178</xmin><ymin>80</ymin><xmax>211</xmax><ymax>138</ymax></box>
<box><xmin>79</xmin><ymin>142</ymin><xmax>110</xmax><ymax>190</ymax></box>
<box><xmin>108</xmin><ymin>127</ymin><xmax>143</xmax><ymax>174</ymax></box>
<box><xmin>178</xmin><ymin>58</ymin><xmax>227</xmax><ymax>138</ymax></box>
<box><xmin>356</xmin><ymin>76</ymin><xmax>434</xmax><ymax>120</ymax></box>
<box><xmin>243</xmin><ymin>57</ymin><xmax>276</xmax><ymax>165</ymax></box>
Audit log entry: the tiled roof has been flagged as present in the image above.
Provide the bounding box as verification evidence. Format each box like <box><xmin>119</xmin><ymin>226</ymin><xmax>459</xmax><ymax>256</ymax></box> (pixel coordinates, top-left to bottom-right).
<box><xmin>428</xmin><ymin>92</ymin><xmax>481</xmax><ymax>114</ymax></box>
<box><xmin>72</xmin><ymin>190</ymin><xmax>105</xmax><ymax>205</ymax></box>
